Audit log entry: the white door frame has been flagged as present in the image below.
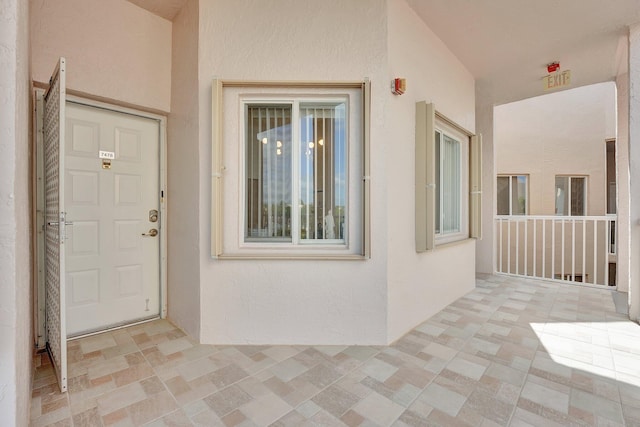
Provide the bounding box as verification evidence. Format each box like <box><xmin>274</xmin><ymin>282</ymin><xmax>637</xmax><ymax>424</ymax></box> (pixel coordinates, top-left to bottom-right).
<box><xmin>34</xmin><ymin>92</ymin><xmax>168</xmax><ymax>346</ymax></box>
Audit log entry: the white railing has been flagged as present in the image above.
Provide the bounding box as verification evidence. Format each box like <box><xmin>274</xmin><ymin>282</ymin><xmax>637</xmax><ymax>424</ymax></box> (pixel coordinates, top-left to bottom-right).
<box><xmin>495</xmin><ymin>215</ymin><xmax>616</xmax><ymax>287</ymax></box>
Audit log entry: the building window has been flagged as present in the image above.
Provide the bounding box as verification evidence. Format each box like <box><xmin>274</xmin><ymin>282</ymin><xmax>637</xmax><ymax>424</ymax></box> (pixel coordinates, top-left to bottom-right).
<box><xmin>415</xmin><ymin>102</ymin><xmax>479</xmax><ymax>251</ymax></box>
<box><xmin>555</xmin><ymin>176</ymin><xmax>586</xmax><ymax>216</ymax></box>
<box><xmin>245</xmin><ymin>102</ymin><xmax>347</xmax><ymax>244</ymax></box>
<box><xmin>212</xmin><ymin>80</ymin><xmax>370</xmax><ymax>258</ymax></box>
<box><xmin>497</xmin><ymin>175</ymin><xmax>528</xmax><ymax>215</ymax></box>
<box><xmin>435</xmin><ymin>126</ymin><xmax>468</xmax><ymax>241</ymax></box>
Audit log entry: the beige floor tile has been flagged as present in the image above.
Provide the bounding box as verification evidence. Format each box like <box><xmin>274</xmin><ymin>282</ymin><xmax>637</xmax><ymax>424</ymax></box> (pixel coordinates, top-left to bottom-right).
<box><xmin>352</xmin><ymin>391</ymin><xmax>405</xmax><ymax>425</ymax></box>
<box><xmin>97</xmin><ymin>381</ymin><xmax>147</xmax><ymax>416</ymax></box>
<box><xmin>240</xmin><ymin>393</ymin><xmax>291</xmax><ymax>425</ymax></box>
<box><xmin>29</xmin><ymin>275</ymin><xmax>640</xmax><ymax>427</ymax></box>
<box><xmin>127</xmin><ymin>390</ymin><xmax>178</xmax><ymax>425</ymax></box>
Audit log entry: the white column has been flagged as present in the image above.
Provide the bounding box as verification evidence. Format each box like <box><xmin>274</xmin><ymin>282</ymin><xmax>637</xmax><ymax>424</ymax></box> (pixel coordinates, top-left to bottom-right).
<box><xmin>616</xmin><ymin>72</ymin><xmax>630</xmax><ymax>295</ymax></box>
<box><xmin>628</xmin><ymin>23</ymin><xmax>640</xmax><ymax>321</ymax></box>
<box><xmin>476</xmin><ymin>87</ymin><xmax>496</xmax><ymax>274</ymax></box>
<box><xmin>0</xmin><ymin>0</ymin><xmax>31</xmax><ymax>425</ymax></box>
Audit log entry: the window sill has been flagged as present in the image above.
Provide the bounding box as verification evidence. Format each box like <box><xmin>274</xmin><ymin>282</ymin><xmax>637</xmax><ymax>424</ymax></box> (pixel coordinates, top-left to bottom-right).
<box><xmin>214</xmin><ymin>253</ymin><xmax>368</xmax><ymax>261</ymax></box>
<box><xmin>434</xmin><ymin>237</ymin><xmax>475</xmax><ymax>251</ymax></box>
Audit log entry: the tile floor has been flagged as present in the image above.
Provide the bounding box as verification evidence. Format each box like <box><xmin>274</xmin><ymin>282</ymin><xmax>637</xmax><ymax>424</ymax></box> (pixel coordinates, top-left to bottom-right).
<box><xmin>31</xmin><ymin>275</ymin><xmax>640</xmax><ymax>426</ymax></box>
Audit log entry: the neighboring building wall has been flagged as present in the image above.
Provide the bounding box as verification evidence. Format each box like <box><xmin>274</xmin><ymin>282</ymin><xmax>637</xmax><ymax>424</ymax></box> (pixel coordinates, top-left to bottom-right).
<box><xmin>31</xmin><ymin>0</ymin><xmax>172</xmax><ymax>112</ymax></box>
<box><xmin>494</xmin><ymin>83</ymin><xmax>617</xmax><ymax>285</ymax></box>
<box><xmin>167</xmin><ymin>0</ymin><xmax>200</xmax><ymax>339</ymax></box>
<box><xmin>495</xmin><ymin>82</ymin><xmax>616</xmax><ymax>217</ymax></box>
<box><xmin>386</xmin><ymin>0</ymin><xmax>476</xmax><ymax>341</ymax></box>
<box><xmin>0</xmin><ymin>0</ymin><xmax>31</xmax><ymax>425</ymax></box>
<box><xmin>196</xmin><ymin>0</ymin><xmax>389</xmax><ymax>345</ymax></box>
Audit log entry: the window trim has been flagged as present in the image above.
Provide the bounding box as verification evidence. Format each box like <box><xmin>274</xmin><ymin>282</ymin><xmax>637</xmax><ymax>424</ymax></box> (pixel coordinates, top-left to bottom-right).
<box><xmin>240</xmin><ymin>96</ymin><xmax>350</xmax><ymax>247</ymax></box>
<box><xmin>212</xmin><ymin>79</ymin><xmax>371</xmax><ymax>259</ymax></box>
<box><xmin>434</xmin><ymin>123</ymin><xmax>469</xmax><ymax>244</ymax></box>
<box><xmin>497</xmin><ymin>174</ymin><xmax>529</xmax><ymax>215</ymax></box>
<box><xmin>415</xmin><ymin>102</ymin><xmax>481</xmax><ymax>252</ymax></box>
<box><xmin>554</xmin><ymin>175</ymin><xmax>588</xmax><ymax>216</ymax></box>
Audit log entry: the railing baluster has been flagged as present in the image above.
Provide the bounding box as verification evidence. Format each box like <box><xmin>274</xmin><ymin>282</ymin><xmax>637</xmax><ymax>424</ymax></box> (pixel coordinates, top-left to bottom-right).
<box><xmin>571</xmin><ymin>218</ymin><xmax>576</xmax><ymax>282</ymax></box>
<box><xmin>582</xmin><ymin>219</ymin><xmax>586</xmax><ymax>284</ymax></box>
<box><xmin>552</xmin><ymin>218</ymin><xmax>556</xmax><ymax>281</ymax></box>
<box><xmin>533</xmin><ymin>219</ymin><xmax>537</xmax><ymax>278</ymax></box>
<box><xmin>499</xmin><ymin>218</ymin><xmax>503</xmax><ymax>273</ymax></box>
<box><xmin>561</xmin><ymin>219</ymin><xmax>566</xmax><ymax>281</ymax></box>
<box><xmin>507</xmin><ymin>218</ymin><xmax>511</xmax><ymax>274</ymax></box>
<box><xmin>542</xmin><ymin>219</ymin><xmax>546</xmax><ymax>279</ymax></box>
<box><xmin>516</xmin><ymin>220</ymin><xmax>519</xmax><ymax>275</ymax></box>
<box><xmin>593</xmin><ymin>220</ymin><xmax>598</xmax><ymax>285</ymax></box>
<box><xmin>604</xmin><ymin>218</ymin><xmax>609</xmax><ymax>286</ymax></box>
<box><xmin>524</xmin><ymin>219</ymin><xmax>528</xmax><ymax>276</ymax></box>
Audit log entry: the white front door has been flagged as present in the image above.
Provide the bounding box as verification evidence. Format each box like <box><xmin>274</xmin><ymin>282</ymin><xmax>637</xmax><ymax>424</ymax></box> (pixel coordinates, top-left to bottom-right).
<box><xmin>64</xmin><ymin>101</ymin><xmax>161</xmax><ymax>336</ymax></box>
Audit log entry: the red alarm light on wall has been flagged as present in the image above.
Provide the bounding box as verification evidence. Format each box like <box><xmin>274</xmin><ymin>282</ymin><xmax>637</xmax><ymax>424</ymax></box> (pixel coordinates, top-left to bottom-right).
<box><xmin>547</xmin><ymin>62</ymin><xmax>560</xmax><ymax>73</ymax></box>
<box><xmin>391</xmin><ymin>78</ymin><xmax>406</xmax><ymax>95</ymax></box>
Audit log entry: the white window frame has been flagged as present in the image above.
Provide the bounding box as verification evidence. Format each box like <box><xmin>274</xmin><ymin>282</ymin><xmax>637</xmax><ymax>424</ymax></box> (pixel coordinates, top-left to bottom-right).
<box><xmin>212</xmin><ymin>80</ymin><xmax>371</xmax><ymax>259</ymax></box>
<box><xmin>497</xmin><ymin>174</ymin><xmax>529</xmax><ymax>215</ymax></box>
<box><xmin>434</xmin><ymin>122</ymin><xmax>469</xmax><ymax>245</ymax></box>
<box><xmin>241</xmin><ymin>97</ymin><xmax>349</xmax><ymax>247</ymax></box>
<box><xmin>415</xmin><ymin>102</ymin><xmax>481</xmax><ymax>252</ymax></box>
<box><xmin>555</xmin><ymin>175</ymin><xmax>587</xmax><ymax>216</ymax></box>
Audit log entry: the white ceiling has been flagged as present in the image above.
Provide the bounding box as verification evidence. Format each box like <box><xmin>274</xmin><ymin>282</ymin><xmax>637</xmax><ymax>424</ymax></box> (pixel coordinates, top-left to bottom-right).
<box><xmin>406</xmin><ymin>0</ymin><xmax>640</xmax><ymax>105</ymax></box>
<box><xmin>128</xmin><ymin>0</ymin><xmax>640</xmax><ymax>105</ymax></box>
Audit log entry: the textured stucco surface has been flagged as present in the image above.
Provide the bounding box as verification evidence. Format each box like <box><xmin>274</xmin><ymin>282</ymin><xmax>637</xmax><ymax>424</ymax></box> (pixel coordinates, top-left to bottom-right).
<box><xmin>0</xmin><ymin>0</ymin><xmax>31</xmax><ymax>425</ymax></box>
<box><xmin>197</xmin><ymin>0</ymin><xmax>390</xmax><ymax>345</ymax></box>
<box><xmin>167</xmin><ymin>0</ymin><xmax>201</xmax><ymax>339</ymax></box>
<box><xmin>385</xmin><ymin>0</ymin><xmax>476</xmax><ymax>341</ymax></box>
<box><xmin>628</xmin><ymin>24</ymin><xmax>640</xmax><ymax>321</ymax></box>
<box><xmin>31</xmin><ymin>0</ymin><xmax>172</xmax><ymax>112</ymax></box>
<box><xmin>475</xmin><ymin>86</ymin><xmax>496</xmax><ymax>274</ymax></box>
<box><xmin>616</xmin><ymin>72</ymin><xmax>631</xmax><ymax>294</ymax></box>
<box><xmin>495</xmin><ymin>83</ymin><xmax>616</xmax><ymax>216</ymax></box>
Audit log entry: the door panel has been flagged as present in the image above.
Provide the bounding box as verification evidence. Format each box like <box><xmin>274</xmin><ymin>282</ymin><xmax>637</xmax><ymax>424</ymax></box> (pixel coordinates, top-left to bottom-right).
<box><xmin>65</xmin><ymin>102</ymin><xmax>160</xmax><ymax>336</ymax></box>
<box><xmin>43</xmin><ymin>57</ymin><xmax>67</xmax><ymax>393</ymax></box>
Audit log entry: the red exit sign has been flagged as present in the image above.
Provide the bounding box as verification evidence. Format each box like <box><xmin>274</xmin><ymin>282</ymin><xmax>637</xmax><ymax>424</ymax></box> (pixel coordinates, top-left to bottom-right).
<box><xmin>543</xmin><ymin>70</ymin><xmax>571</xmax><ymax>91</ymax></box>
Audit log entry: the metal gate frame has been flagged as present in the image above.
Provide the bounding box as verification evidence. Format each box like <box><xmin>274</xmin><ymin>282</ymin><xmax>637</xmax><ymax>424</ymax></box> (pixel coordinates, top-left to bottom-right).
<box><xmin>43</xmin><ymin>57</ymin><xmax>67</xmax><ymax>393</ymax></box>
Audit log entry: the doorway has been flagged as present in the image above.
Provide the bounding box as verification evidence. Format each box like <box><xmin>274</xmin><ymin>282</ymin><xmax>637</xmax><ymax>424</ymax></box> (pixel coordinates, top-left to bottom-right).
<box><xmin>36</xmin><ymin>93</ymin><xmax>167</xmax><ymax>341</ymax></box>
<box><xmin>65</xmin><ymin>101</ymin><xmax>163</xmax><ymax>336</ymax></box>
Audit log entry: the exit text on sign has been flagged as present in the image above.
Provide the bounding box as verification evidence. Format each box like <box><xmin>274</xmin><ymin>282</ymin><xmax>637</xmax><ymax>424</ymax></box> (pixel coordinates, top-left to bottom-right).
<box><xmin>543</xmin><ymin>70</ymin><xmax>571</xmax><ymax>91</ymax></box>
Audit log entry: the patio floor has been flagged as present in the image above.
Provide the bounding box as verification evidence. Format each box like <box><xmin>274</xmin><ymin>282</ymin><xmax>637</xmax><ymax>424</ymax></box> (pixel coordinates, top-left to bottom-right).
<box><xmin>30</xmin><ymin>275</ymin><xmax>640</xmax><ymax>426</ymax></box>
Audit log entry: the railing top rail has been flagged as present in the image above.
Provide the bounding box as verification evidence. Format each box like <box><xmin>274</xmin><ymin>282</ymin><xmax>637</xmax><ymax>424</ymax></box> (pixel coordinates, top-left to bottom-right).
<box><xmin>495</xmin><ymin>215</ymin><xmax>616</xmax><ymax>221</ymax></box>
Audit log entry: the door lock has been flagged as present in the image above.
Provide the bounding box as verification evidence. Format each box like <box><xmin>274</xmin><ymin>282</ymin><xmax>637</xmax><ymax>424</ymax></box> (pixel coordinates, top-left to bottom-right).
<box><xmin>141</xmin><ymin>228</ymin><xmax>158</xmax><ymax>237</ymax></box>
<box><xmin>149</xmin><ymin>209</ymin><xmax>158</xmax><ymax>223</ymax></box>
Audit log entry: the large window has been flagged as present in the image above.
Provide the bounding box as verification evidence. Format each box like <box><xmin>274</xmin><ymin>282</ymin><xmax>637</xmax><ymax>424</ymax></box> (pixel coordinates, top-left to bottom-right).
<box><xmin>415</xmin><ymin>102</ymin><xmax>480</xmax><ymax>252</ymax></box>
<box><xmin>245</xmin><ymin>102</ymin><xmax>346</xmax><ymax>244</ymax></box>
<box><xmin>497</xmin><ymin>175</ymin><xmax>528</xmax><ymax>215</ymax></box>
<box><xmin>555</xmin><ymin>176</ymin><xmax>586</xmax><ymax>216</ymax></box>
<box><xmin>212</xmin><ymin>80</ymin><xmax>370</xmax><ymax>258</ymax></box>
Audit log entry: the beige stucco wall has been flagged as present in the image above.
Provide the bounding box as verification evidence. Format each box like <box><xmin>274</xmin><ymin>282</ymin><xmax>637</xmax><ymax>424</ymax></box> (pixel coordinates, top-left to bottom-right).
<box><xmin>167</xmin><ymin>0</ymin><xmax>200</xmax><ymax>338</ymax></box>
<box><xmin>31</xmin><ymin>0</ymin><xmax>172</xmax><ymax>112</ymax></box>
<box><xmin>195</xmin><ymin>0</ymin><xmax>390</xmax><ymax>345</ymax></box>
<box><xmin>628</xmin><ymin>23</ymin><xmax>640</xmax><ymax>321</ymax></box>
<box><xmin>617</xmin><ymin>72</ymin><xmax>630</xmax><ymax>293</ymax></box>
<box><xmin>0</xmin><ymin>0</ymin><xmax>32</xmax><ymax>425</ymax></box>
<box><xmin>26</xmin><ymin>0</ymin><xmax>479</xmax><ymax>346</ymax></box>
<box><xmin>495</xmin><ymin>82</ymin><xmax>616</xmax><ymax>217</ymax></box>
<box><xmin>386</xmin><ymin>0</ymin><xmax>476</xmax><ymax>341</ymax></box>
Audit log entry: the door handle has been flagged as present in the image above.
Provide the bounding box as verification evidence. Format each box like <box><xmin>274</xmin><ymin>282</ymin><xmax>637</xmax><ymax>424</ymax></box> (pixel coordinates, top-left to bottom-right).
<box><xmin>142</xmin><ymin>228</ymin><xmax>158</xmax><ymax>237</ymax></box>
